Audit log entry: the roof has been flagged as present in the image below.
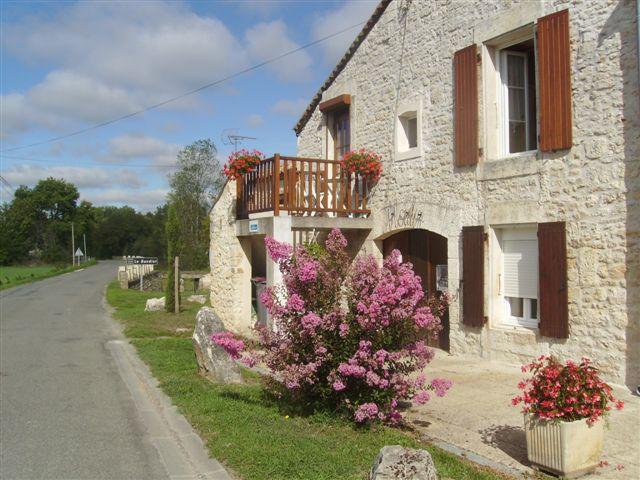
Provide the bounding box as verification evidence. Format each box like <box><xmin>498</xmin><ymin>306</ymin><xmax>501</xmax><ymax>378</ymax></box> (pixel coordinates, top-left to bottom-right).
<box><xmin>293</xmin><ymin>0</ymin><xmax>392</xmax><ymax>136</ymax></box>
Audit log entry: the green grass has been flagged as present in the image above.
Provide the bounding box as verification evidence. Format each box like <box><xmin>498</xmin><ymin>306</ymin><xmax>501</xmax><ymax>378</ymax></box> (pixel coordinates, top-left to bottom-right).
<box><xmin>108</xmin><ymin>284</ymin><xmax>511</xmax><ymax>480</ymax></box>
<box><xmin>0</xmin><ymin>260</ymin><xmax>98</xmax><ymax>291</ymax></box>
<box><xmin>106</xmin><ymin>281</ymin><xmax>203</xmax><ymax>338</ymax></box>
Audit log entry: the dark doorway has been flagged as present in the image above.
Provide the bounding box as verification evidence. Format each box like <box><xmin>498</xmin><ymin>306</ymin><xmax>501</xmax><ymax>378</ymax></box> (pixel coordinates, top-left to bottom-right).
<box><xmin>383</xmin><ymin>230</ymin><xmax>450</xmax><ymax>351</ymax></box>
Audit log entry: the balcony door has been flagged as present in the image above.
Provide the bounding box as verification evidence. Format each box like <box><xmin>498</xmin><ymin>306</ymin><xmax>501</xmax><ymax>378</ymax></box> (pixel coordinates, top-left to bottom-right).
<box><xmin>332</xmin><ymin>109</ymin><xmax>350</xmax><ymax>161</ymax></box>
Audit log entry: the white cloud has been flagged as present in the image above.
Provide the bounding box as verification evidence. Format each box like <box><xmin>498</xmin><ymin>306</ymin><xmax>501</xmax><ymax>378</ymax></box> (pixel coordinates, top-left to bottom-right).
<box><xmin>311</xmin><ymin>0</ymin><xmax>378</xmax><ymax>66</ymax></box>
<box><xmin>272</xmin><ymin>98</ymin><xmax>307</xmax><ymax>117</ymax></box>
<box><xmin>2</xmin><ymin>164</ymin><xmax>145</xmax><ymax>190</ymax></box>
<box><xmin>1</xmin><ymin>2</ymin><xmax>248</xmax><ymax>139</ymax></box>
<box><xmin>105</xmin><ymin>134</ymin><xmax>181</xmax><ymax>168</ymax></box>
<box><xmin>245</xmin><ymin>20</ymin><xmax>313</xmax><ymax>82</ymax></box>
<box><xmin>84</xmin><ymin>188</ymin><xmax>169</xmax><ymax>212</ymax></box>
<box><xmin>246</xmin><ymin>114</ymin><xmax>265</xmax><ymax>128</ymax></box>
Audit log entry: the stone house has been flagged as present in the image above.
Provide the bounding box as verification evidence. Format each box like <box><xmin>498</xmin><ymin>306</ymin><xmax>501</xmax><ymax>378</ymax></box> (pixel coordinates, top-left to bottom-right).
<box><xmin>210</xmin><ymin>0</ymin><xmax>639</xmax><ymax>389</ymax></box>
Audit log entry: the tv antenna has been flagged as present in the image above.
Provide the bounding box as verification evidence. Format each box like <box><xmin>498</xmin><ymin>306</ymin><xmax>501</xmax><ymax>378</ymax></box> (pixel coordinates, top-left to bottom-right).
<box><xmin>221</xmin><ymin>129</ymin><xmax>256</xmax><ymax>152</ymax></box>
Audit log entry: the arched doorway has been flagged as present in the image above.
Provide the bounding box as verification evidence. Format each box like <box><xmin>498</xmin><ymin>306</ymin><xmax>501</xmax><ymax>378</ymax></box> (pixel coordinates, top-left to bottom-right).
<box><xmin>383</xmin><ymin>229</ymin><xmax>450</xmax><ymax>351</ymax></box>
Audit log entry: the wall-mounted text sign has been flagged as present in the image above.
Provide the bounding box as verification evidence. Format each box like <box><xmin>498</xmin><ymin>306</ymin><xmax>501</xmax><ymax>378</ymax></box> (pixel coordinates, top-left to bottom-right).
<box><xmin>383</xmin><ymin>202</ymin><xmax>424</xmax><ymax>231</ymax></box>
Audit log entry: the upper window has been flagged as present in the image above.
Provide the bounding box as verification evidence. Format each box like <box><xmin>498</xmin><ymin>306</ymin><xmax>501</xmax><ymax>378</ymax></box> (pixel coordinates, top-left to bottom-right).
<box><xmin>395</xmin><ymin>98</ymin><xmax>422</xmax><ymax>161</ymax></box>
<box><xmin>398</xmin><ymin>111</ymin><xmax>418</xmax><ymax>151</ymax></box>
<box><xmin>331</xmin><ymin>108</ymin><xmax>350</xmax><ymax>160</ymax></box>
<box><xmin>498</xmin><ymin>39</ymin><xmax>537</xmax><ymax>155</ymax></box>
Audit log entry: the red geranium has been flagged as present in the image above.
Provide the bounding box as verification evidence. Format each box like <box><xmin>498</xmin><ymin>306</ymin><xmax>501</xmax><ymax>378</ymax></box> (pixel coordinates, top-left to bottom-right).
<box><xmin>512</xmin><ymin>356</ymin><xmax>624</xmax><ymax>425</ymax></box>
<box><xmin>340</xmin><ymin>149</ymin><xmax>382</xmax><ymax>182</ymax></box>
<box><xmin>223</xmin><ymin>149</ymin><xmax>264</xmax><ymax>180</ymax></box>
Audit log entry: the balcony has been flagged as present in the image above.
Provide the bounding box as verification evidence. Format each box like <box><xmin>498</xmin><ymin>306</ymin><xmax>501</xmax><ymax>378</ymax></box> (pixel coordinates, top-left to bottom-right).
<box><xmin>236</xmin><ymin>155</ymin><xmax>372</xmax><ymax>220</ymax></box>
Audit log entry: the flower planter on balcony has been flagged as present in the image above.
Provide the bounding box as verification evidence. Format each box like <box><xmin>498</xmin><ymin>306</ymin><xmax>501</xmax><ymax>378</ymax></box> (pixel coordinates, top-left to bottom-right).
<box><xmin>524</xmin><ymin>414</ymin><xmax>604</xmax><ymax>478</ymax></box>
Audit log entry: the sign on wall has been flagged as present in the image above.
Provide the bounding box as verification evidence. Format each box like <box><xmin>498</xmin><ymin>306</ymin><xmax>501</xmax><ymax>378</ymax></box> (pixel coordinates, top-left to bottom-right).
<box><xmin>383</xmin><ymin>202</ymin><xmax>424</xmax><ymax>231</ymax></box>
<box><xmin>249</xmin><ymin>220</ymin><xmax>260</xmax><ymax>233</ymax></box>
<box><xmin>436</xmin><ymin>264</ymin><xmax>448</xmax><ymax>291</ymax></box>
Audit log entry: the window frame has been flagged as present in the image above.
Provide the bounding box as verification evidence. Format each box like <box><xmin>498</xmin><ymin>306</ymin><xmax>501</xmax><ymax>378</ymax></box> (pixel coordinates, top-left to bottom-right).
<box><xmin>395</xmin><ymin>97</ymin><xmax>422</xmax><ymax>161</ymax></box>
<box><xmin>489</xmin><ymin>225</ymin><xmax>540</xmax><ymax>331</ymax></box>
<box><xmin>498</xmin><ymin>49</ymin><xmax>535</xmax><ymax>156</ymax></box>
<box><xmin>482</xmin><ymin>25</ymin><xmax>539</xmax><ymax>162</ymax></box>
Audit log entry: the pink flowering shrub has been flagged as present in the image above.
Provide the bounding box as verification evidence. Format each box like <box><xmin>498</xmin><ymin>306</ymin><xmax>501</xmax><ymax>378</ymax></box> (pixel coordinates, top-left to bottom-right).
<box><xmin>512</xmin><ymin>356</ymin><xmax>624</xmax><ymax>425</ymax></box>
<box><xmin>213</xmin><ymin>228</ymin><xmax>451</xmax><ymax>423</ymax></box>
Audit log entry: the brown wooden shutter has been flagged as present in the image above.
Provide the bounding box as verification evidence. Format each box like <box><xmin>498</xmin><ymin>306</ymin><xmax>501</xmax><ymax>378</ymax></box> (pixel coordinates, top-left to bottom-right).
<box><xmin>454</xmin><ymin>44</ymin><xmax>479</xmax><ymax>166</ymax></box>
<box><xmin>538</xmin><ymin>222</ymin><xmax>569</xmax><ymax>338</ymax></box>
<box><xmin>538</xmin><ymin>9</ymin><xmax>572</xmax><ymax>152</ymax></box>
<box><xmin>462</xmin><ymin>226</ymin><xmax>485</xmax><ymax>327</ymax></box>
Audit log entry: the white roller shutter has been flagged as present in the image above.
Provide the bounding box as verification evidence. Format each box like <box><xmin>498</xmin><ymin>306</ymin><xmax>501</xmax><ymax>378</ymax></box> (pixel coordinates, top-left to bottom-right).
<box><xmin>502</xmin><ymin>229</ymin><xmax>538</xmax><ymax>299</ymax></box>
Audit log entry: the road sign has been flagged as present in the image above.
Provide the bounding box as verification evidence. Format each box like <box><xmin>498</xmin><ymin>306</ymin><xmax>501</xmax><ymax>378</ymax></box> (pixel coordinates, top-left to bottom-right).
<box><xmin>75</xmin><ymin>248</ymin><xmax>84</xmax><ymax>257</ymax></box>
<box><xmin>126</xmin><ymin>257</ymin><xmax>159</xmax><ymax>265</ymax></box>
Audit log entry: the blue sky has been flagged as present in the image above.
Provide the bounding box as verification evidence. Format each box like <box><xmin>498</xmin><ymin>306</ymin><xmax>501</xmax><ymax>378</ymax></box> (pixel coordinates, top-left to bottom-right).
<box><xmin>0</xmin><ymin>0</ymin><xmax>377</xmax><ymax>210</ymax></box>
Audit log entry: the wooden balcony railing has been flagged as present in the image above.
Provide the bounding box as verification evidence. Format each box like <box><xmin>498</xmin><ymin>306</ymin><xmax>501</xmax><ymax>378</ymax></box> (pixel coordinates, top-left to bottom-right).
<box><xmin>236</xmin><ymin>154</ymin><xmax>371</xmax><ymax>220</ymax></box>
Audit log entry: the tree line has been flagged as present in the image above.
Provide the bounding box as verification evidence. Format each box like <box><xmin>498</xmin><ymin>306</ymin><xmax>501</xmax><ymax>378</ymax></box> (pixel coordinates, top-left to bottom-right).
<box><xmin>1</xmin><ymin>139</ymin><xmax>224</xmax><ymax>271</ymax></box>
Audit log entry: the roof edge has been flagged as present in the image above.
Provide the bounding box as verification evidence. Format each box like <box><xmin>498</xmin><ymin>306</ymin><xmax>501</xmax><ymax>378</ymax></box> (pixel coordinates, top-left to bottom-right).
<box><xmin>293</xmin><ymin>0</ymin><xmax>393</xmax><ymax>136</ymax></box>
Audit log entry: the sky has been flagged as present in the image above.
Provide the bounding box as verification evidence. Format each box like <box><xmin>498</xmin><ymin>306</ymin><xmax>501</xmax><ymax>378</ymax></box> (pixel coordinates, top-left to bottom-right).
<box><xmin>0</xmin><ymin>0</ymin><xmax>377</xmax><ymax>211</ymax></box>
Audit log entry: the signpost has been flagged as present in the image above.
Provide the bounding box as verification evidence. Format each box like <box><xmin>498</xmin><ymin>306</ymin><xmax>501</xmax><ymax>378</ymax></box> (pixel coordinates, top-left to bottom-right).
<box><xmin>75</xmin><ymin>248</ymin><xmax>84</xmax><ymax>264</ymax></box>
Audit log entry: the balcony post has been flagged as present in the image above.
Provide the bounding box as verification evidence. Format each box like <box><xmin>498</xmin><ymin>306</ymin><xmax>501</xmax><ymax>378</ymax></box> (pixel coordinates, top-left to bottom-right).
<box><xmin>273</xmin><ymin>153</ymin><xmax>280</xmax><ymax>216</ymax></box>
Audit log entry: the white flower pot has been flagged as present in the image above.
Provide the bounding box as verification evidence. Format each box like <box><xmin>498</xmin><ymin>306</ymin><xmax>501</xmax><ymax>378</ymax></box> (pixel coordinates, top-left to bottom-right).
<box><xmin>524</xmin><ymin>414</ymin><xmax>604</xmax><ymax>478</ymax></box>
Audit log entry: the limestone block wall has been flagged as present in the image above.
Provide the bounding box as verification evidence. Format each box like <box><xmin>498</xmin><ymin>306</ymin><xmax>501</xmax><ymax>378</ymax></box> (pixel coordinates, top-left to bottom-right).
<box><xmin>296</xmin><ymin>0</ymin><xmax>639</xmax><ymax>386</ymax></box>
<box><xmin>209</xmin><ymin>181</ymin><xmax>253</xmax><ymax>336</ymax></box>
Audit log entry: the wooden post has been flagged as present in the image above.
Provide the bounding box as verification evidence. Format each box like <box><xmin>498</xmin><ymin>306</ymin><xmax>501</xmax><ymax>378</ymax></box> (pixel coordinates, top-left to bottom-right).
<box><xmin>174</xmin><ymin>256</ymin><xmax>180</xmax><ymax>314</ymax></box>
<box><xmin>273</xmin><ymin>153</ymin><xmax>280</xmax><ymax>216</ymax></box>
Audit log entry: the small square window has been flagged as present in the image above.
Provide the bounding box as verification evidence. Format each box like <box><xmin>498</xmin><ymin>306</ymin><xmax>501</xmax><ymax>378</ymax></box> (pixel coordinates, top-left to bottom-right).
<box><xmin>397</xmin><ymin>111</ymin><xmax>418</xmax><ymax>153</ymax></box>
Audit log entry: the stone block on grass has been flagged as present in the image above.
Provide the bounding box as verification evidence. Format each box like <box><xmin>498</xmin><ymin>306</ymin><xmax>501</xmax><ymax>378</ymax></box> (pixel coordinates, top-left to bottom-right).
<box><xmin>145</xmin><ymin>297</ymin><xmax>165</xmax><ymax>312</ymax></box>
<box><xmin>370</xmin><ymin>445</ymin><xmax>437</xmax><ymax>480</ymax></box>
<box><xmin>192</xmin><ymin>307</ymin><xmax>242</xmax><ymax>384</ymax></box>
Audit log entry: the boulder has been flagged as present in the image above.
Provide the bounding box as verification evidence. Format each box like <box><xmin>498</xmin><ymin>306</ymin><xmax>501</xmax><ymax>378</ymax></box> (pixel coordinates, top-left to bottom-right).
<box><xmin>192</xmin><ymin>307</ymin><xmax>242</xmax><ymax>384</ymax></box>
<box><xmin>144</xmin><ymin>297</ymin><xmax>165</xmax><ymax>312</ymax></box>
<box><xmin>187</xmin><ymin>294</ymin><xmax>207</xmax><ymax>304</ymax></box>
<box><xmin>370</xmin><ymin>446</ymin><xmax>437</xmax><ymax>480</ymax></box>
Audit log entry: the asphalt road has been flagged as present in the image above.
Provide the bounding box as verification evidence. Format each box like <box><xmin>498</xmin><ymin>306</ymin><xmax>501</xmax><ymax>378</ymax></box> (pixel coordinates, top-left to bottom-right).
<box><xmin>0</xmin><ymin>261</ymin><xmax>169</xmax><ymax>480</ymax></box>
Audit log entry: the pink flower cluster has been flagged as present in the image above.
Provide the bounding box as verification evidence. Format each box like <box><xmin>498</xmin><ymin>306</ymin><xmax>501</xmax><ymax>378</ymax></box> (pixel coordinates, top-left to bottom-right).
<box><xmin>214</xmin><ymin>228</ymin><xmax>451</xmax><ymax>424</ymax></box>
<box><xmin>512</xmin><ymin>356</ymin><xmax>624</xmax><ymax>425</ymax></box>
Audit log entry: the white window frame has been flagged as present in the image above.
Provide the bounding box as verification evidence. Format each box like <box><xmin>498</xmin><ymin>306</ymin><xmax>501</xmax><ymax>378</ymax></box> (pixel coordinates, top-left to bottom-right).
<box><xmin>498</xmin><ymin>49</ymin><xmax>536</xmax><ymax>157</ymax></box>
<box><xmin>395</xmin><ymin>97</ymin><xmax>422</xmax><ymax>161</ymax></box>
<box><xmin>490</xmin><ymin>226</ymin><xmax>540</xmax><ymax>330</ymax></box>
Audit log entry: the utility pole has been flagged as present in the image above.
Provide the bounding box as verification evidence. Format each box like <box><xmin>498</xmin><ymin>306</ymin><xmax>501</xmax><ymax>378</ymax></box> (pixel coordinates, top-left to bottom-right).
<box><xmin>174</xmin><ymin>256</ymin><xmax>180</xmax><ymax>314</ymax></box>
<box><xmin>83</xmin><ymin>234</ymin><xmax>87</xmax><ymax>263</ymax></box>
<box><xmin>71</xmin><ymin>222</ymin><xmax>75</xmax><ymax>266</ymax></box>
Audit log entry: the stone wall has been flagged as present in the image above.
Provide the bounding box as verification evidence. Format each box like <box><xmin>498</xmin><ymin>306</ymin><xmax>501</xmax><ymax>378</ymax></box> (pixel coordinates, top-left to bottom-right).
<box><xmin>295</xmin><ymin>0</ymin><xmax>639</xmax><ymax>387</ymax></box>
<box><xmin>209</xmin><ymin>181</ymin><xmax>254</xmax><ymax>336</ymax></box>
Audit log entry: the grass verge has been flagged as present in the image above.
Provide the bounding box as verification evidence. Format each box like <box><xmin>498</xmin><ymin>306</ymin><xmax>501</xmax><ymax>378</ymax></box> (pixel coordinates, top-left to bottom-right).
<box><xmin>0</xmin><ymin>260</ymin><xmax>98</xmax><ymax>291</ymax></box>
<box><xmin>107</xmin><ymin>282</ymin><xmax>512</xmax><ymax>480</ymax></box>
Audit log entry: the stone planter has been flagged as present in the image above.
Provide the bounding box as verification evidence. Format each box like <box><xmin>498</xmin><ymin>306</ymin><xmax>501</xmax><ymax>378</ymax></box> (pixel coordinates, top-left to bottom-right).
<box><xmin>524</xmin><ymin>414</ymin><xmax>604</xmax><ymax>478</ymax></box>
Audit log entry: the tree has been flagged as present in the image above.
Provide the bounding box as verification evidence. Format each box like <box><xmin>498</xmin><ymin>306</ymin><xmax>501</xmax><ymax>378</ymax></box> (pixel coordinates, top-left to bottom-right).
<box><xmin>165</xmin><ymin>203</ymin><xmax>181</xmax><ymax>312</ymax></box>
<box><xmin>167</xmin><ymin>139</ymin><xmax>223</xmax><ymax>270</ymax></box>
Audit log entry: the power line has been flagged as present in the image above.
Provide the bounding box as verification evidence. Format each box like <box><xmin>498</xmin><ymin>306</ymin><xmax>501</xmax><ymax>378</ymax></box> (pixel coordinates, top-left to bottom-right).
<box><xmin>0</xmin><ymin>175</ymin><xmax>15</xmax><ymax>191</ymax></box>
<box><xmin>0</xmin><ymin>20</ymin><xmax>367</xmax><ymax>154</ymax></box>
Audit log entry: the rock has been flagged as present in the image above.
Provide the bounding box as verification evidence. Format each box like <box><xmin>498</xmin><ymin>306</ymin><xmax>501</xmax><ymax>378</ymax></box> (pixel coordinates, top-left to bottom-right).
<box><xmin>199</xmin><ymin>273</ymin><xmax>213</xmax><ymax>291</ymax></box>
<box><xmin>192</xmin><ymin>307</ymin><xmax>242</xmax><ymax>384</ymax></box>
<box><xmin>187</xmin><ymin>294</ymin><xmax>207</xmax><ymax>304</ymax></box>
<box><xmin>144</xmin><ymin>297</ymin><xmax>165</xmax><ymax>312</ymax></box>
<box><xmin>370</xmin><ymin>445</ymin><xmax>437</xmax><ymax>480</ymax></box>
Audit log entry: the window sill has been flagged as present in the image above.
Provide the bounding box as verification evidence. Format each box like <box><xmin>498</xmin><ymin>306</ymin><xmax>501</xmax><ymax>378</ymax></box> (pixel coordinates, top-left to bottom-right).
<box><xmin>490</xmin><ymin>323</ymin><xmax>539</xmax><ymax>335</ymax></box>
<box><xmin>478</xmin><ymin>152</ymin><xmax>540</xmax><ymax>181</ymax></box>
<box><xmin>395</xmin><ymin>148</ymin><xmax>420</xmax><ymax>162</ymax></box>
